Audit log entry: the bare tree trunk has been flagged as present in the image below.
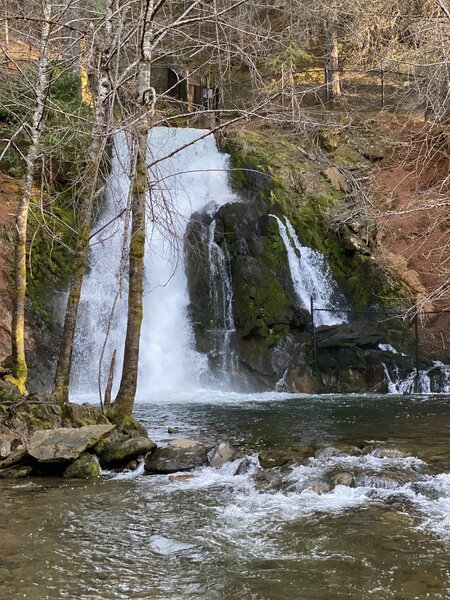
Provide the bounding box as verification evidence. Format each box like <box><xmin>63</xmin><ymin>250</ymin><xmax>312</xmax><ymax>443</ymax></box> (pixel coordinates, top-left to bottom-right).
<box><xmin>108</xmin><ymin>0</ymin><xmax>155</xmax><ymax>424</ymax></box>
<box><xmin>103</xmin><ymin>349</ymin><xmax>117</xmax><ymax>407</ymax></box>
<box><xmin>52</xmin><ymin>3</ymin><xmax>113</xmax><ymax>403</ymax></box>
<box><xmin>9</xmin><ymin>1</ymin><xmax>52</xmax><ymax>394</ymax></box>
<box><xmin>325</xmin><ymin>16</ymin><xmax>341</xmax><ymax>103</ymax></box>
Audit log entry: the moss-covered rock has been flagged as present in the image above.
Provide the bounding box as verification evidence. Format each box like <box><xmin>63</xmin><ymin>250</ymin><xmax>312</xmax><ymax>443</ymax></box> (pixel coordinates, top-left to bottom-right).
<box><xmin>0</xmin><ymin>464</ymin><xmax>32</xmax><ymax>479</ymax></box>
<box><xmin>99</xmin><ymin>437</ymin><xmax>156</xmax><ymax>467</ymax></box>
<box><xmin>63</xmin><ymin>452</ymin><xmax>100</xmax><ymax>479</ymax></box>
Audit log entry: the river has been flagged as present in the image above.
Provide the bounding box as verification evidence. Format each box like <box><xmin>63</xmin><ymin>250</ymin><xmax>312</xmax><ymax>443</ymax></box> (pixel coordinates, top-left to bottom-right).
<box><xmin>1</xmin><ymin>391</ymin><xmax>450</xmax><ymax>599</ymax></box>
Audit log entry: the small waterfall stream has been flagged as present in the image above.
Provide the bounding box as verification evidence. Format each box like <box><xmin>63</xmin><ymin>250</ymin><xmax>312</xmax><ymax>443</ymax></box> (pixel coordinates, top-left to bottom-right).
<box><xmin>383</xmin><ymin>360</ymin><xmax>450</xmax><ymax>394</ymax></box>
<box><xmin>72</xmin><ymin>128</ymin><xmax>237</xmax><ymax>397</ymax></box>
<box><xmin>270</xmin><ymin>214</ymin><xmax>347</xmax><ymax>326</ymax></box>
<box><xmin>207</xmin><ymin>219</ymin><xmax>239</xmax><ymax>383</ymax></box>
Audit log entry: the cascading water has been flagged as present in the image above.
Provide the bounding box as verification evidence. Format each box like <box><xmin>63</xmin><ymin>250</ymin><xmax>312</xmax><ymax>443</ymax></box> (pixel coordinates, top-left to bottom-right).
<box><xmin>72</xmin><ymin>128</ymin><xmax>237</xmax><ymax>398</ymax></box>
<box><xmin>207</xmin><ymin>219</ymin><xmax>239</xmax><ymax>383</ymax></box>
<box><xmin>270</xmin><ymin>214</ymin><xmax>347</xmax><ymax>326</ymax></box>
<box><xmin>383</xmin><ymin>360</ymin><xmax>450</xmax><ymax>394</ymax></box>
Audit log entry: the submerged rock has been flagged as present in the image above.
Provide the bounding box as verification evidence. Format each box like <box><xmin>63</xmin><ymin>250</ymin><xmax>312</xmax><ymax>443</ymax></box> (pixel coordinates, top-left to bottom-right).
<box><xmin>63</xmin><ymin>452</ymin><xmax>100</xmax><ymax>479</ymax></box>
<box><xmin>253</xmin><ymin>468</ymin><xmax>284</xmax><ymax>492</ymax></box>
<box><xmin>28</xmin><ymin>424</ymin><xmax>115</xmax><ymax>463</ymax></box>
<box><xmin>304</xmin><ymin>479</ymin><xmax>331</xmax><ymax>494</ymax></box>
<box><xmin>234</xmin><ymin>457</ymin><xmax>254</xmax><ymax>476</ymax></box>
<box><xmin>168</xmin><ymin>474</ymin><xmax>195</xmax><ymax>483</ymax></box>
<box><xmin>144</xmin><ymin>439</ymin><xmax>208</xmax><ymax>474</ymax></box>
<box><xmin>208</xmin><ymin>441</ymin><xmax>235</xmax><ymax>468</ymax></box>
<box><xmin>100</xmin><ymin>437</ymin><xmax>156</xmax><ymax>467</ymax></box>
<box><xmin>314</xmin><ymin>447</ymin><xmax>344</xmax><ymax>459</ymax></box>
<box><xmin>259</xmin><ymin>449</ymin><xmax>294</xmax><ymax>469</ymax></box>
<box><xmin>330</xmin><ymin>471</ymin><xmax>355</xmax><ymax>487</ymax></box>
<box><xmin>369</xmin><ymin>447</ymin><xmax>406</xmax><ymax>459</ymax></box>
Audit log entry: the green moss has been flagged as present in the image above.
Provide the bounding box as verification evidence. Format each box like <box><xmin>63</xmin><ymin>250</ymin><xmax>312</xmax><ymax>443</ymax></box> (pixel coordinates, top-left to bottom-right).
<box><xmin>218</xmin><ymin>125</ymin><xmax>404</xmax><ymax>311</ymax></box>
<box><xmin>27</xmin><ymin>200</ymin><xmax>76</xmax><ymax>328</ymax></box>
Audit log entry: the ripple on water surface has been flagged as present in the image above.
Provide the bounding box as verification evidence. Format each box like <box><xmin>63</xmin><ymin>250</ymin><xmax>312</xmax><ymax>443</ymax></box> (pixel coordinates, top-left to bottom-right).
<box><xmin>2</xmin><ymin>392</ymin><xmax>450</xmax><ymax>599</ymax></box>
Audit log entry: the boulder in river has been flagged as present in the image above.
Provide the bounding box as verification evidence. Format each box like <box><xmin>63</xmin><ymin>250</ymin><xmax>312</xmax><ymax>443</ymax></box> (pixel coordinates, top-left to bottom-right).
<box><xmin>99</xmin><ymin>437</ymin><xmax>156</xmax><ymax>467</ymax></box>
<box><xmin>369</xmin><ymin>447</ymin><xmax>406</xmax><ymax>459</ymax></box>
<box><xmin>28</xmin><ymin>424</ymin><xmax>115</xmax><ymax>463</ymax></box>
<box><xmin>63</xmin><ymin>452</ymin><xmax>101</xmax><ymax>479</ymax></box>
<box><xmin>208</xmin><ymin>441</ymin><xmax>235</xmax><ymax>468</ymax></box>
<box><xmin>144</xmin><ymin>439</ymin><xmax>208</xmax><ymax>474</ymax></box>
<box><xmin>314</xmin><ymin>446</ymin><xmax>344</xmax><ymax>459</ymax></box>
<box><xmin>259</xmin><ymin>449</ymin><xmax>295</xmax><ymax>469</ymax></box>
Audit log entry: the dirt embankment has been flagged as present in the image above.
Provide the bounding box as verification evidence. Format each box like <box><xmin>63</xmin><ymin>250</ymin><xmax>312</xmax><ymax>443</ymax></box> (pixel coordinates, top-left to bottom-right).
<box><xmin>0</xmin><ymin>174</ymin><xmax>19</xmax><ymax>363</ymax></box>
<box><xmin>374</xmin><ymin>116</ymin><xmax>450</xmax><ymax>358</ymax></box>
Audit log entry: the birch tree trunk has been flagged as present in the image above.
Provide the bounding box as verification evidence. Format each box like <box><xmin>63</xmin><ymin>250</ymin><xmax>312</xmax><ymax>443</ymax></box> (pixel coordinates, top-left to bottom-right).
<box><xmin>52</xmin><ymin>3</ymin><xmax>113</xmax><ymax>403</ymax></box>
<box><xmin>9</xmin><ymin>1</ymin><xmax>52</xmax><ymax>395</ymax></box>
<box><xmin>107</xmin><ymin>0</ymin><xmax>155</xmax><ymax>423</ymax></box>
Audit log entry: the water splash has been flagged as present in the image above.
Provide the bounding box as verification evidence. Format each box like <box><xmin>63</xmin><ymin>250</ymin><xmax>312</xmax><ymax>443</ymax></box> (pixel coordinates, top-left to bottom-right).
<box><xmin>270</xmin><ymin>214</ymin><xmax>347</xmax><ymax>326</ymax></box>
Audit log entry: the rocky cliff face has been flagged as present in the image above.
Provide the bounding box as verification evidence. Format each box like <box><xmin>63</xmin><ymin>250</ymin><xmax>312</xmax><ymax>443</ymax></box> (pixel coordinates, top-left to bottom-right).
<box><xmin>184</xmin><ymin>123</ymin><xmax>439</xmax><ymax>393</ymax></box>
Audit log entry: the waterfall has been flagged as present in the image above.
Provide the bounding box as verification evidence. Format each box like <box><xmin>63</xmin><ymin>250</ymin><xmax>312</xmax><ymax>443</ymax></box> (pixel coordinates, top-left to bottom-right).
<box><xmin>72</xmin><ymin>128</ymin><xmax>237</xmax><ymax>398</ymax></box>
<box><xmin>270</xmin><ymin>215</ymin><xmax>347</xmax><ymax>326</ymax></box>
<box><xmin>383</xmin><ymin>360</ymin><xmax>450</xmax><ymax>394</ymax></box>
<box><xmin>207</xmin><ymin>220</ymin><xmax>239</xmax><ymax>383</ymax></box>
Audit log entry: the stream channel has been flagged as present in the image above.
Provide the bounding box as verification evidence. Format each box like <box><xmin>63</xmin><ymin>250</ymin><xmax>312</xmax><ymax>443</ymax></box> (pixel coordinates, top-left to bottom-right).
<box><xmin>2</xmin><ymin>391</ymin><xmax>450</xmax><ymax>599</ymax></box>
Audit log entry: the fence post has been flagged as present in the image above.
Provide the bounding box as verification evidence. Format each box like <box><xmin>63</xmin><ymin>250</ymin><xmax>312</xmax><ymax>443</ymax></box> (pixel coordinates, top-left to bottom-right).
<box><xmin>310</xmin><ymin>296</ymin><xmax>317</xmax><ymax>371</ymax></box>
<box><xmin>380</xmin><ymin>59</ymin><xmax>385</xmax><ymax>108</ymax></box>
<box><xmin>414</xmin><ymin>311</ymin><xmax>420</xmax><ymax>393</ymax></box>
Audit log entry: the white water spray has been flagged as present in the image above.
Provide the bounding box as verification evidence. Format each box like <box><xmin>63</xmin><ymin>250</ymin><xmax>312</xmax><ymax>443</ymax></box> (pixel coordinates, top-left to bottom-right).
<box><xmin>72</xmin><ymin>128</ymin><xmax>237</xmax><ymax>398</ymax></box>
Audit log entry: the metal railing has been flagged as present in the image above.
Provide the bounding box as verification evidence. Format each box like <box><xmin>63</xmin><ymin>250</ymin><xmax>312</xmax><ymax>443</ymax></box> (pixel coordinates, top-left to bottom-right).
<box><xmin>309</xmin><ymin>296</ymin><xmax>450</xmax><ymax>390</ymax></box>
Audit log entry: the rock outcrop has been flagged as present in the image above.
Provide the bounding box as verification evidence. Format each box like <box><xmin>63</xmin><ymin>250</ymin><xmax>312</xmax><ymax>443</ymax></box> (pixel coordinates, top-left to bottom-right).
<box><xmin>28</xmin><ymin>424</ymin><xmax>115</xmax><ymax>462</ymax></box>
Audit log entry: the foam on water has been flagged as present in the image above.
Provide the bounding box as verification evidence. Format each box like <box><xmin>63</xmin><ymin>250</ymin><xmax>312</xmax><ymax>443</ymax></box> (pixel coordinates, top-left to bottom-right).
<box><xmin>132</xmin><ymin>448</ymin><xmax>450</xmax><ymax>548</ymax></box>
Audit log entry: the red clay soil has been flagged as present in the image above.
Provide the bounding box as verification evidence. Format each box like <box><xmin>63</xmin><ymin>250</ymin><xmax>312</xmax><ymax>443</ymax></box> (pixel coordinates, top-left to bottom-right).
<box><xmin>374</xmin><ymin>116</ymin><xmax>450</xmax><ymax>358</ymax></box>
<box><xmin>0</xmin><ymin>174</ymin><xmax>19</xmax><ymax>362</ymax></box>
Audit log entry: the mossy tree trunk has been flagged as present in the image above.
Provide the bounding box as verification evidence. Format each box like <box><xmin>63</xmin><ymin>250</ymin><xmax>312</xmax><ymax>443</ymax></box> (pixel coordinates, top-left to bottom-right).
<box><xmin>52</xmin><ymin>3</ymin><xmax>113</xmax><ymax>403</ymax></box>
<box><xmin>107</xmin><ymin>0</ymin><xmax>156</xmax><ymax>424</ymax></box>
<box><xmin>9</xmin><ymin>1</ymin><xmax>52</xmax><ymax>395</ymax></box>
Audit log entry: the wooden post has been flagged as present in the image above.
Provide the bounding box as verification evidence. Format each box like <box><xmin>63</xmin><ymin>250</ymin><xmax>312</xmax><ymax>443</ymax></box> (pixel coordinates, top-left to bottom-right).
<box><xmin>310</xmin><ymin>296</ymin><xmax>317</xmax><ymax>371</ymax></box>
<box><xmin>414</xmin><ymin>312</ymin><xmax>420</xmax><ymax>393</ymax></box>
<box><xmin>380</xmin><ymin>59</ymin><xmax>385</xmax><ymax>108</ymax></box>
